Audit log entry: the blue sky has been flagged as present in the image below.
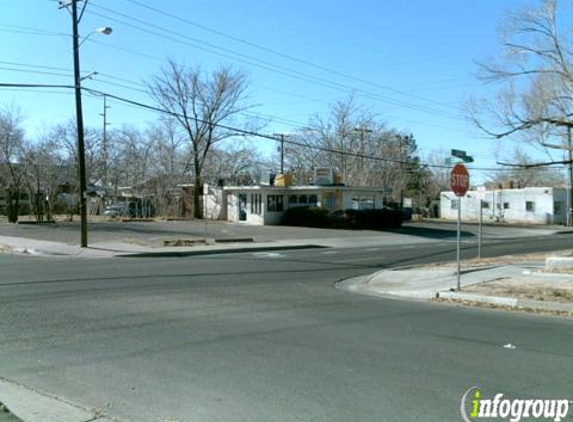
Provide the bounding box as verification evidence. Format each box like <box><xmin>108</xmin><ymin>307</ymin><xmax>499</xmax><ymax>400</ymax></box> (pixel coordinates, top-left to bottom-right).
<box><xmin>0</xmin><ymin>0</ymin><xmax>552</xmax><ymax>182</ymax></box>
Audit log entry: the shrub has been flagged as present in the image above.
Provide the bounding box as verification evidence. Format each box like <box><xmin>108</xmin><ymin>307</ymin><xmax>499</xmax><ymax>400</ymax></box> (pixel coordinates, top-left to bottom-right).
<box><xmin>281</xmin><ymin>206</ymin><xmax>333</xmax><ymax>228</ymax></box>
<box><xmin>281</xmin><ymin>206</ymin><xmax>402</xmax><ymax>230</ymax></box>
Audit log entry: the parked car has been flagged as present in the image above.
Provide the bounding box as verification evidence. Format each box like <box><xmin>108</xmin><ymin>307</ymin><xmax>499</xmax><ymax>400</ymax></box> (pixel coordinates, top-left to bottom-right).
<box><xmin>103</xmin><ymin>204</ymin><xmax>129</xmax><ymax>217</ymax></box>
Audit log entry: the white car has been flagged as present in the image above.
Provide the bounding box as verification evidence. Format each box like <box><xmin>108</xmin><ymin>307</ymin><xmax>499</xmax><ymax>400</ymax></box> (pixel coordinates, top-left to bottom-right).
<box><xmin>103</xmin><ymin>205</ymin><xmax>129</xmax><ymax>217</ymax></box>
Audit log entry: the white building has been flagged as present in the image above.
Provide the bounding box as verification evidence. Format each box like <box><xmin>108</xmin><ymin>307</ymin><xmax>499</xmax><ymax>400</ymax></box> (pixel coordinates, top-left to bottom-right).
<box><xmin>203</xmin><ymin>184</ymin><xmax>389</xmax><ymax>225</ymax></box>
<box><xmin>440</xmin><ymin>187</ymin><xmax>568</xmax><ymax>225</ymax></box>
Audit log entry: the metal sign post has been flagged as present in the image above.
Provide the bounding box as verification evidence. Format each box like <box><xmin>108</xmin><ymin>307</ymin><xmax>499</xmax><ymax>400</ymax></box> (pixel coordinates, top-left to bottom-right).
<box><xmin>478</xmin><ymin>200</ymin><xmax>483</xmax><ymax>259</ymax></box>
<box><xmin>457</xmin><ymin>200</ymin><xmax>462</xmax><ymax>290</ymax></box>
<box><xmin>450</xmin><ymin>164</ymin><xmax>470</xmax><ymax>291</ymax></box>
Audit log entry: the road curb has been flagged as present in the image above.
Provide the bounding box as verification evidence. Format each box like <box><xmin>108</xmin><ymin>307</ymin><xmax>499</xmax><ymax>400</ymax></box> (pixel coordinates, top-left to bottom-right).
<box><xmin>0</xmin><ymin>378</ymin><xmax>118</xmax><ymax>422</ymax></box>
<box><xmin>545</xmin><ymin>256</ymin><xmax>573</xmax><ymax>270</ymax></box>
<box><xmin>436</xmin><ymin>291</ymin><xmax>573</xmax><ymax>313</ymax></box>
<box><xmin>437</xmin><ymin>291</ymin><xmax>518</xmax><ymax>306</ymax></box>
<box><xmin>116</xmin><ymin>244</ymin><xmax>327</xmax><ymax>258</ymax></box>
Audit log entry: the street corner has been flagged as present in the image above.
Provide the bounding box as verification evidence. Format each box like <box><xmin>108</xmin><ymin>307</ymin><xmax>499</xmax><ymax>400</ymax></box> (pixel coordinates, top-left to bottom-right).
<box><xmin>435</xmin><ymin>273</ymin><xmax>573</xmax><ymax>317</ymax></box>
<box><xmin>0</xmin><ymin>401</ymin><xmax>24</xmax><ymax>422</ymax></box>
<box><xmin>335</xmin><ymin>267</ymin><xmax>450</xmax><ymax>301</ymax></box>
<box><xmin>0</xmin><ymin>378</ymin><xmax>110</xmax><ymax>422</ymax></box>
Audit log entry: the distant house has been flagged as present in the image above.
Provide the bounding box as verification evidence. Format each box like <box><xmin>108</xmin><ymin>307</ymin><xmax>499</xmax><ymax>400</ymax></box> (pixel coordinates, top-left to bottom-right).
<box><xmin>440</xmin><ymin>187</ymin><xmax>568</xmax><ymax>225</ymax></box>
<box><xmin>204</xmin><ymin>184</ymin><xmax>389</xmax><ymax>225</ymax></box>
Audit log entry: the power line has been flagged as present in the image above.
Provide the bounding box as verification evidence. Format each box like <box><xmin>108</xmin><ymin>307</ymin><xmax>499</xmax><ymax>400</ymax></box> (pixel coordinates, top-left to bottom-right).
<box><xmin>81</xmin><ymin>87</ymin><xmax>524</xmax><ymax>172</ymax></box>
<box><xmin>0</xmin><ymin>22</ymin><xmax>68</xmax><ymax>37</ymax></box>
<box><xmin>0</xmin><ymin>65</ymin><xmax>72</xmax><ymax>78</ymax></box>
<box><xmin>4</xmin><ymin>5</ymin><xmax>466</xmax><ymax>123</ymax></box>
<box><xmin>85</xmin><ymin>5</ymin><xmax>462</xmax><ymax>121</ymax></box>
<box><xmin>0</xmin><ymin>56</ymin><xmax>469</xmax><ymax>134</ymax></box>
<box><xmin>0</xmin><ymin>80</ymin><xmax>539</xmax><ymax>173</ymax></box>
<box><xmin>0</xmin><ymin>83</ymin><xmax>73</xmax><ymax>89</ymax></box>
<box><xmin>121</xmin><ymin>0</ymin><xmax>460</xmax><ymax>112</ymax></box>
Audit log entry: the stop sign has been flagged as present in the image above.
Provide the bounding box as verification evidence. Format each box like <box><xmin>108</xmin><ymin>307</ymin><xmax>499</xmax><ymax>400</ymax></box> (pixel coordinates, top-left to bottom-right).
<box><xmin>450</xmin><ymin>163</ymin><xmax>470</xmax><ymax>197</ymax></box>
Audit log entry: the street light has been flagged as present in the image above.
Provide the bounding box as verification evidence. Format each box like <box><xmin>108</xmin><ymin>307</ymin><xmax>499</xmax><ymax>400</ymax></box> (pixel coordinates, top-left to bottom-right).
<box><xmin>79</xmin><ymin>26</ymin><xmax>113</xmax><ymax>46</ymax></box>
<box><xmin>61</xmin><ymin>0</ymin><xmax>112</xmax><ymax>247</ymax></box>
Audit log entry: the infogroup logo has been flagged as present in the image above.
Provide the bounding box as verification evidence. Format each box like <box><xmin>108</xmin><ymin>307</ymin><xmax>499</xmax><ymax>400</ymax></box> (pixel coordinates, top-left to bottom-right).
<box><xmin>460</xmin><ymin>387</ymin><xmax>572</xmax><ymax>422</ymax></box>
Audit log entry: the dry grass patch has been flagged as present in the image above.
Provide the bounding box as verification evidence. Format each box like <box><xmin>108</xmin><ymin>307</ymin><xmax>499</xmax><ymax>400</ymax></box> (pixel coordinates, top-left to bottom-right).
<box><xmin>465</xmin><ymin>277</ymin><xmax>573</xmax><ymax>303</ymax></box>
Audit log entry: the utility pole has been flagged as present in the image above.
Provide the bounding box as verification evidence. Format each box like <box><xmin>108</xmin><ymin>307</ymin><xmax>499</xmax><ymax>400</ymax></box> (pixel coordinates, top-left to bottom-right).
<box><xmin>70</xmin><ymin>0</ymin><xmax>88</xmax><ymax>248</ymax></box>
<box><xmin>280</xmin><ymin>134</ymin><xmax>284</xmax><ymax>174</ymax></box>
<box><xmin>354</xmin><ymin>127</ymin><xmax>372</xmax><ymax>178</ymax></box>
<box><xmin>100</xmin><ymin>94</ymin><xmax>111</xmax><ymax>186</ymax></box>
<box><xmin>339</xmin><ymin>130</ymin><xmax>346</xmax><ymax>185</ymax></box>
<box><xmin>542</xmin><ymin>127</ymin><xmax>573</xmax><ymax>226</ymax></box>
<box><xmin>59</xmin><ymin>1</ymin><xmax>112</xmax><ymax>246</ymax></box>
<box><xmin>272</xmin><ymin>133</ymin><xmax>288</xmax><ymax>175</ymax></box>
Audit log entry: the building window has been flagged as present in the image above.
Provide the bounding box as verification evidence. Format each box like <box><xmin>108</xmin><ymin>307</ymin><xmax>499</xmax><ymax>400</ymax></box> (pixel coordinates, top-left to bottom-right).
<box><xmin>503</xmin><ymin>202</ymin><xmax>510</xmax><ymax>209</ymax></box>
<box><xmin>250</xmin><ymin>193</ymin><xmax>262</xmax><ymax>215</ymax></box>
<box><xmin>555</xmin><ymin>201</ymin><xmax>564</xmax><ymax>214</ymax></box>
<box><xmin>267</xmin><ymin>194</ymin><xmax>284</xmax><ymax>212</ymax></box>
<box><xmin>298</xmin><ymin>195</ymin><xmax>308</xmax><ymax>205</ymax></box>
<box><xmin>481</xmin><ymin>201</ymin><xmax>490</xmax><ymax>209</ymax></box>
<box><xmin>361</xmin><ymin>196</ymin><xmax>375</xmax><ymax>210</ymax></box>
<box><xmin>324</xmin><ymin>194</ymin><xmax>336</xmax><ymax>208</ymax></box>
<box><xmin>451</xmin><ymin>199</ymin><xmax>459</xmax><ymax>210</ymax></box>
<box><xmin>288</xmin><ymin>195</ymin><xmax>297</xmax><ymax>205</ymax></box>
<box><xmin>526</xmin><ymin>201</ymin><xmax>535</xmax><ymax>212</ymax></box>
<box><xmin>309</xmin><ymin>195</ymin><xmax>318</xmax><ymax>206</ymax></box>
<box><xmin>351</xmin><ymin>195</ymin><xmax>375</xmax><ymax>210</ymax></box>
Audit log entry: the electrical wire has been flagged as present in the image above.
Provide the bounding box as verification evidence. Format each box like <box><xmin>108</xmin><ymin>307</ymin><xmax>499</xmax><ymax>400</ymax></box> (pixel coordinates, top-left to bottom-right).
<box><xmin>80</xmin><ymin>86</ymin><xmax>531</xmax><ymax>172</ymax></box>
<box><xmin>120</xmin><ymin>0</ymin><xmax>461</xmax><ymax>112</ymax></box>
<box><xmin>84</xmin><ymin>5</ymin><xmax>463</xmax><ymax>121</ymax></box>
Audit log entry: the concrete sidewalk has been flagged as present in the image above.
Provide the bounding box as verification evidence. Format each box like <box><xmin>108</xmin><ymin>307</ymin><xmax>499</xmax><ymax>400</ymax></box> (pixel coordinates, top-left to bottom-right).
<box><xmin>0</xmin><ymin>379</ymin><xmax>115</xmax><ymax>422</ymax></box>
<box><xmin>339</xmin><ymin>260</ymin><xmax>573</xmax><ymax>315</ymax></box>
<box><xmin>0</xmin><ymin>235</ymin><xmax>328</xmax><ymax>259</ymax></box>
<box><xmin>0</xmin><ymin>231</ymin><xmax>440</xmax><ymax>259</ymax></box>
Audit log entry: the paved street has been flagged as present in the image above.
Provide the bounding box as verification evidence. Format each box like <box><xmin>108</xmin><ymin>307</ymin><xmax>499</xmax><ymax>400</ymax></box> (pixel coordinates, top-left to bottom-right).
<box><xmin>1</xmin><ymin>223</ymin><xmax>573</xmax><ymax>421</ymax></box>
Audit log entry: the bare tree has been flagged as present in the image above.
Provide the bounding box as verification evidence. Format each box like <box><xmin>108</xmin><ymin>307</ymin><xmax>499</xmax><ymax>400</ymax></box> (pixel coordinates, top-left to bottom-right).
<box><xmin>468</xmin><ymin>0</ymin><xmax>572</xmax><ymax>143</ymax></box>
<box><xmin>489</xmin><ymin>148</ymin><xmax>565</xmax><ymax>187</ymax></box>
<box><xmin>204</xmin><ymin>142</ymin><xmax>261</xmax><ymax>185</ymax></box>
<box><xmin>149</xmin><ymin>60</ymin><xmax>251</xmax><ymax>218</ymax></box>
<box><xmin>0</xmin><ymin>105</ymin><xmax>26</xmax><ymax>222</ymax></box>
<box><xmin>296</xmin><ymin>96</ymin><xmax>421</xmax><ymax>203</ymax></box>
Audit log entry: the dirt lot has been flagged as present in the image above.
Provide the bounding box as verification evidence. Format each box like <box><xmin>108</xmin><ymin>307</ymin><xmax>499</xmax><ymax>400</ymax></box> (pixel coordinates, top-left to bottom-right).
<box><xmin>465</xmin><ymin>277</ymin><xmax>573</xmax><ymax>303</ymax></box>
<box><xmin>430</xmin><ymin>251</ymin><xmax>573</xmax><ymax>308</ymax></box>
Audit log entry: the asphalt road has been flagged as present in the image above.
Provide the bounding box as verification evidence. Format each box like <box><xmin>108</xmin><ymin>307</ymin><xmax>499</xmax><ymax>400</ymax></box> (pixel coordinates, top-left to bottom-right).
<box><xmin>1</xmin><ymin>232</ymin><xmax>573</xmax><ymax>422</ymax></box>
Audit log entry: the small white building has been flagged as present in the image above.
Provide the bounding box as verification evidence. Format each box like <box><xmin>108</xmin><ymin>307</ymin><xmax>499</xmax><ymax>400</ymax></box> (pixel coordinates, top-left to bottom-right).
<box><xmin>440</xmin><ymin>187</ymin><xmax>568</xmax><ymax>225</ymax></box>
<box><xmin>204</xmin><ymin>184</ymin><xmax>389</xmax><ymax>225</ymax></box>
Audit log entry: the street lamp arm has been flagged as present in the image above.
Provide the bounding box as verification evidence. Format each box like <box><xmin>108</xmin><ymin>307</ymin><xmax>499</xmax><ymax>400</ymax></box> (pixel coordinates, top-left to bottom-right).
<box><xmin>78</xmin><ymin>27</ymin><xmax>113</xmax><ymax>47</ymax></box>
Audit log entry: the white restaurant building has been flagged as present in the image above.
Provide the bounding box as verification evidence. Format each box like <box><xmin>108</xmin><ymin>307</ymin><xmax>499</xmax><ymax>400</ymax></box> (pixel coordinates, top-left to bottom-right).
<box><xmin>202</xmin><ymin>168</ymin><xmax>392</xmax><ymax>225</ymax></box>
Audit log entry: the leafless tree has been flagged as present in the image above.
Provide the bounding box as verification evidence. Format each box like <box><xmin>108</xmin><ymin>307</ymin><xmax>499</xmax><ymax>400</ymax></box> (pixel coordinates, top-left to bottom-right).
<box><xmin>295</xmin><ymin>96</ymin><xmax>421</xmax><ymax>203</ymax></box>
<box><xmin>489</xmin><ymin>148</ymin><xmax>565</xmax><ymax>187</ymax></box>
<box><xmin>21</xmin><ymin>135</ymin><xmax>66</xmax><ymax>221</ymax></box>
<box><xmin>204</xmin><ymin>142</ymin><xmax>261</xmax><ymax>186</ymax></box>
<box><xmin>0</xmin><ymin>105</ymin><xmax>26</xmax><ymax>222</ymax></box>
<box><xmin>148</xmin><ymin>60</ymin><xmax>252</xmax><ymax>218</ymax></box>
<box><xmin>468</xmin><ymin>0</ymin><xmax>572</xmax><ymax>145</ymax></box>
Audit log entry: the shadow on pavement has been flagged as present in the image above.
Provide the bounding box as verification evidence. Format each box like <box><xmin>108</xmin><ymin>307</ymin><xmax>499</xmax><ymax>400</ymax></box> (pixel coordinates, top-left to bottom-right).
<box><xmin>386</xmin><ymin>226</ymin><xmax>475</xmax><ymax>239</ymax></box>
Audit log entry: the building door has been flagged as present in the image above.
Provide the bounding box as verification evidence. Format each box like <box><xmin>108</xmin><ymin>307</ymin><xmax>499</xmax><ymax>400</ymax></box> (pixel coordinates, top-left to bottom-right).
<box><xmin>238</xmin><ymin>194</ymin><xmax>247</xmax><ymax>221</ymax></box>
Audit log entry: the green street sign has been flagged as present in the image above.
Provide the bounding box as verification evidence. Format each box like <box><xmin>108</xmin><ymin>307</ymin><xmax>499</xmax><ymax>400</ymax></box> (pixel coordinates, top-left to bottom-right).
<box><xmin>462</xmin><ymin>156</ymin><xmax>474</xmax><ymax>163</ymax></box>
<box><xmin>451</xmin><ymin>149</ymin><xmax>467</xmax><ymax>158</ymax></box>
<box><xmin>445</xmin><ymin>157</ymin><xmax>462</xmax><ymax>165</ymax></box>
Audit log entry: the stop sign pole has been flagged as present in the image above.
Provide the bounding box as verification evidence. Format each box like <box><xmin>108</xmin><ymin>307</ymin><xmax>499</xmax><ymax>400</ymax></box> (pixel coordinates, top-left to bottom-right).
<box><xmin>450</xmin><ymin>164</ymin><xmax>470</xmax><ymax>291</ymax></box>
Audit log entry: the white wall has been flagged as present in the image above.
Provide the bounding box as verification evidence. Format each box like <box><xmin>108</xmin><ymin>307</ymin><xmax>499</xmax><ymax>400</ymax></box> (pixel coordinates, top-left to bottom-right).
<box><xmin>203</xmin><ymin>184</ymin><xmax>225</xmax><ymax>220</ymax></box>
<box><xmin>440</xmin><ymin>187</ymin><xmax>567</xmax><ymax>224</ymax></box>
